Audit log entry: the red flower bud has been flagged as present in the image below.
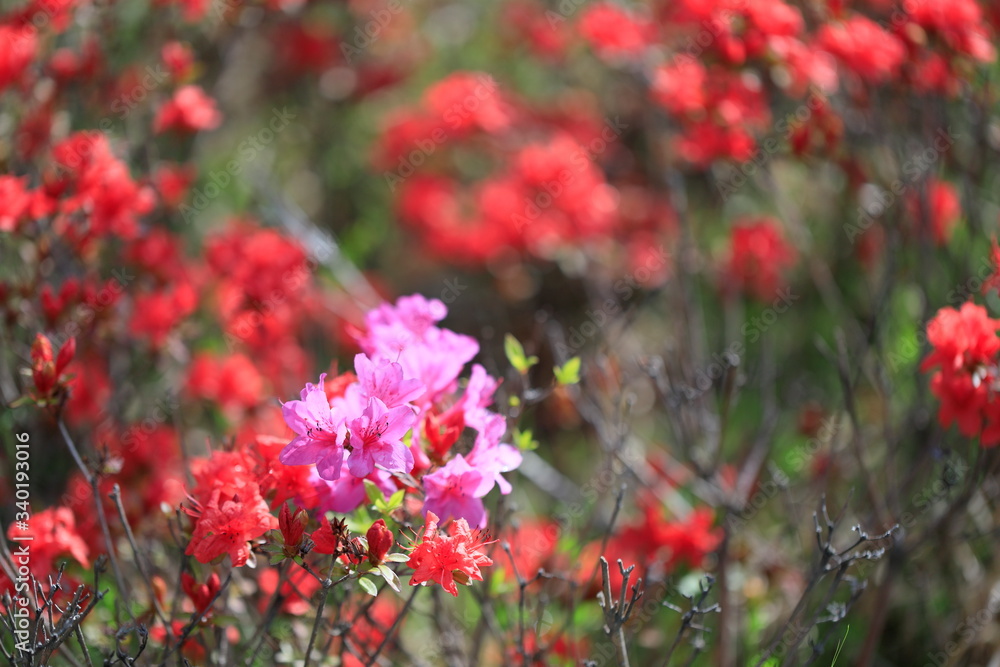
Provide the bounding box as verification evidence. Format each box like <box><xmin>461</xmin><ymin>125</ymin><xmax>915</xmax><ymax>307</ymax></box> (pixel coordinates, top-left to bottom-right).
<box><xmin>311</xmin><ymin>517</ymin><xmax>347</xmax><ymax>555</ymax></box>
<box><xmin>366</xmin><ymin>519</ymin><xmax>394</xmax><ymax>565</ymax></box>
<box><xmin>56</xmin><ymin>337</ymin><xmax>76</xmax><ymax>375</ymax></box>
<box><xmin>278</xmin><ymin>503</ymin><xmax>306</xmax><ymax>553</ymax></box>
<box><xmin>32</xmin><ymin>363</ymin><xmax>55</xmax><ymax>395</ymax></box>
<box><xmin>182</xmin><ymin>572</ymin><xmax>221</xmax><ymax>615</ymax></box>
<box><xmin>31</xmin><ymin>333</ymin><xmax>53</xmax><ymax>365</ymax></box>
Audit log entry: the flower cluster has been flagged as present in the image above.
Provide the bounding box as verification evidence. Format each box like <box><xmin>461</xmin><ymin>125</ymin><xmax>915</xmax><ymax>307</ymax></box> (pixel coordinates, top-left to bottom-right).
<box><xmin>280</xmin><ymin>294</ymin><xmax>521</xmax><ymax>528</ymax></box>
<box><xmin>379</xmin><ymin>71</ymin><xmax>675</xmax><ymax>274</ymax></box>
<box><xmin>723</xmin><ymin>218</ymin><xmax>798</xmax><ymax>301</ymax></box>
<box><xmin>922</xmin><ymin>302</ymin><xmax>1000</xmax><ymax>446</ymax></box>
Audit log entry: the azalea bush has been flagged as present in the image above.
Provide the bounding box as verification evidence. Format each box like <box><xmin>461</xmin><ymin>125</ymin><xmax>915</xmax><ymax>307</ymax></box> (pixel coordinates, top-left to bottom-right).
<box><xmin>3</xmin><ymin>0</ymin><xmax>1000</xmax><ymax>665</ymax></box>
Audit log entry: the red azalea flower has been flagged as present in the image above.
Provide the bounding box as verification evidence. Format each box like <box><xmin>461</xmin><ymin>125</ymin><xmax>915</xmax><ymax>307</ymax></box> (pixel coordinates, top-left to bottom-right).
<box><xmin>0</xmin><ymin>175</ymin><xmax>32</xmax><ymax>232</ymax></box>
<box><xmin>52</xmin><ymin>132</ymin><xmax>156</xmax><ymax>240</ymax></box>
<box><xmin>161</xmin><ymin>41</ymin><xmax>195</xmax><ymax>81</ymax></box>
<box><xmin>724</xmin><ymin>217</ymin><xmax>797</xmax><ymax>300</ymax></box>
<box><xmin>8</xmin><ymin>507</ymin><xmax>90</xmax><ymax>578</ymax></box>
<box><xmin>816</xmin><ymin>16</ymin><xmax>906</xmax><ymax>84</ymax></box>
<box><xmin>129</xmin><ymin>282</ymin><xmax>198</xmax><ymax>347</ymax></box>
<box><xmin>921</xmin><ymin>302</ymin><xmax>1000</xmax><ymax>375</ymax></box>
<box><xmin>906</xmin><ymin>179</ymin><xmax>961</xmax><ymax>246</ymax></box>
<box><xmin>154</xmin><ymin>85</ymin><xmax>222</xmax><ymax>134</ymax></box>
<box><xmin>152</xmin><ymin>163</ymin><xmax>196</xmax><ymax>209</ymax></box>
<box><xmin>406</xmin><ymin>511</ymin><xmax>495</xmax><ymax>596</ymax></box>
<box><xmin>257</xmin><ymin>566</ymin><xmax>321</xmax><ymax>615</ymax></box>
<box><xmin>578</xmin><ymin>3</ymin><xmax>653</xmax><ymax>61</ymax></box>
<box><xmin>922</xmin><ymin>302</ymin><xmax>1000</xmax><ymax>444</ymax></box>
<box><xmin>0</xmin><ymin>25</ymin><xmax>37</xmax><ymax>93</ymax></box>
<box><xmin>185</xmin><ymin>486</ymin><xmax>277</xmax><ymax>566</ymax></box>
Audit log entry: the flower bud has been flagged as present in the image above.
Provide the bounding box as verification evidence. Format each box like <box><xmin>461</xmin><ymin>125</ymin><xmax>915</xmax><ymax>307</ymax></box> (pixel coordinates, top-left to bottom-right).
<box><xmin>31</xmin><ymin>333</ymin><xmax>54</xmax><ymax>364</ymax></box>
<box><xmin>366</xmin><ymin>519</ymin><xmax>394</xmax><ymax>565</ymax></box>
<box><xmin>56</xmin><ymin>337</ymin><xmax>76</xmax><ymax>375</ymax></box>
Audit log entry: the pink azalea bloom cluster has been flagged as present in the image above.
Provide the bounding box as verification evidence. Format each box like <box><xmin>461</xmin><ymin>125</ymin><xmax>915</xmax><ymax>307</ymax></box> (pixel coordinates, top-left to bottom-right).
<box><xmin>280</xmin><ymin>295</ymin><xmax>521</xmax><ymax>528</ymax></box>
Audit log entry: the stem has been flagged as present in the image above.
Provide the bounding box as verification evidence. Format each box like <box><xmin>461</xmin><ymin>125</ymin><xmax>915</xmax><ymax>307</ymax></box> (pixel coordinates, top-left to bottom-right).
<box><xmin>302</xmin><ymin>567</ymin><xmax>349</xmax><ymax>667</ymax></box>
<box><xmin>57</xmin><ymin>420</ymin><xmax>134</xmax><ymax>624</ymax></box>
<box><xmin>109</xmin><ymin>485</ymin><xmax>169</xmax><ymax>628</ymax></box>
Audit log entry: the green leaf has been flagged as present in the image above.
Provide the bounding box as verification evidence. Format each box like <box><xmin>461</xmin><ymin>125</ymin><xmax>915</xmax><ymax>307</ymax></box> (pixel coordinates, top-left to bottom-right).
<box><xmin>377</xmin><ymin>564</ymin><xmax>401</xmax><ymax>592</ymax></box>
<box><xmin>357</xmin><ymin>576</ymin><xmax>378</xmax><ymax>597</ymax></box>
<box><xmin>505</xmin><ymin>334</ymin><xmax>538</xmax><ymax>374</ymax></box>
<box><xmin>268</xmin><ymin>553</ymin><xmax>286</xmax><ymax>565</ymax></box>
<box><xmin>386</xmin><ymin>489</ymin><xmax>405</xmax><ymax>512</ymax></box>
<box><xmin>384</xmin><ymin>553</ymin><xmax>410</xmax><ymax>563</ymax></box>
<box><xmin>830</xmin><ymin>625</ymin><xmax>849</xmax><ymax>667</ymax></box>
<box><xmin>505</xmin><ymin>333</ymin><xmax>525</xmax><ymax>368</ymax></box>
<box><xmin>554</xmin><ymin>357</ymin><xmax>581</xmax><ymax>385</ymax></box>
<box><xmin>513</xmin><ymin>428</ymin><xmax>538</xmax><ymax>451</ymax></box>
<box><xmin>364</xmin><ymin>479</ymin><xmax>386</xmax><ymax>506</ymax></box>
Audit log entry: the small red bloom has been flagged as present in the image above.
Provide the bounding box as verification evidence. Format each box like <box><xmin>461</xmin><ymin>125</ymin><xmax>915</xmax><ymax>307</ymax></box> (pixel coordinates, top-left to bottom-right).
<box><xmin>0</xmin><ymin>175</ymin><xmax>32</xmax><ymax>232</ymax></box>
<box><xmin>162</xmin><ymin>41</ymin><xmax>195</xmax><ymax>81</ymax></box>
<box><xmin>423</xmin><ymin>407</ymin><xmax>465</xmax><ymax>463</ymax></box>
<box><xmin>0</xmin><ymin>25</ymin><xmax>37</xmax><ymax>93</ymax></box>
<box><xmin>152</xmin><ymin>163</ymin><xmax>196</xmax><ymax>209</ymax></box>
<box><xmin>129</xmin><ymin>282</ymin><xmax>197</xmax><ymax>347</ymax></box>
<box><xmin>154</xmin><ymin>85</ymin><xmax>222</xmax><ymax>134</ymax></box>
<box><xmin>724</xmin><ymin>218</ymin><xmax>797</xmax><ymax>300</ymax></box>
<box><xmin>906</xmin><ymin>178</ymin><xmax>961</xmax><ymax>246</ymax></box>
<box><xmin>817</xmin><ymin>16</ymin><xmax>906</xmax><ymax>84</ymax></box>
<box><xmin>578</xmin><ymin>3</ymin><xmax>652</xmax><ymax>61</ymax></box>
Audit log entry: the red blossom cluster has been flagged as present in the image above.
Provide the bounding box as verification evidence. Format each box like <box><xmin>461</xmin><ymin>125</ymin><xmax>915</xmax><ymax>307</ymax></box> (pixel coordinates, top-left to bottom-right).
<box><xmin>723</xmin><ymin>218</ymin><xmax>798</xmax><ymax>300</ymax></box>
<box><xmin>922</xmin><ymin>302</ymin><xmax>1000</xmax><ymax>446</ymax></box>
<box><xmin>378</xmin><ymin>71</ymin><xmax>675</xmax><ymax>273</ymax></box>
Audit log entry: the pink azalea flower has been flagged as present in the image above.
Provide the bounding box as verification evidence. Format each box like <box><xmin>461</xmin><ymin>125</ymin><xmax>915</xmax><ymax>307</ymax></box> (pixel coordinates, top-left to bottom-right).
<box><xmin>460</xmin><ymin>365</ymin><xmax>502</xmax><ymax>433</ymax></box>
<box><xmin>279</xmin><ymin>374</ymin><xmax>347</xmax><ymax>480</ymax></box>
<box><xmin>358</xmin><ymin>295</ymin><xmax>479</xmax><ymax>403</ymax></box>
<box><xmin>365</xmin><ymin>294</ymin><xmax>448</xmax><ymax>338</ymax></box>
<box><xmin>354</xmin><ymin>353</ymin><xmax>424</xmax><ymax>407</ymax></box>
<box><xmin>467</xmin><ymin>414</ymin><xmax>521</xmax><ymax>495</ymax></box>
<box><xmin>397</xmin><ymin>332</ymin><xmax>479</xmax><ymax>403</ymax></box>
<box><xmin>423</xmin><ymin>454</ymin><xmax>492</xmax><ymax>528</ymax></box>
<box><xmin>345</xmin><ymin>398</ymin><xmax>416</xmax><ymax>477</ymax></box>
